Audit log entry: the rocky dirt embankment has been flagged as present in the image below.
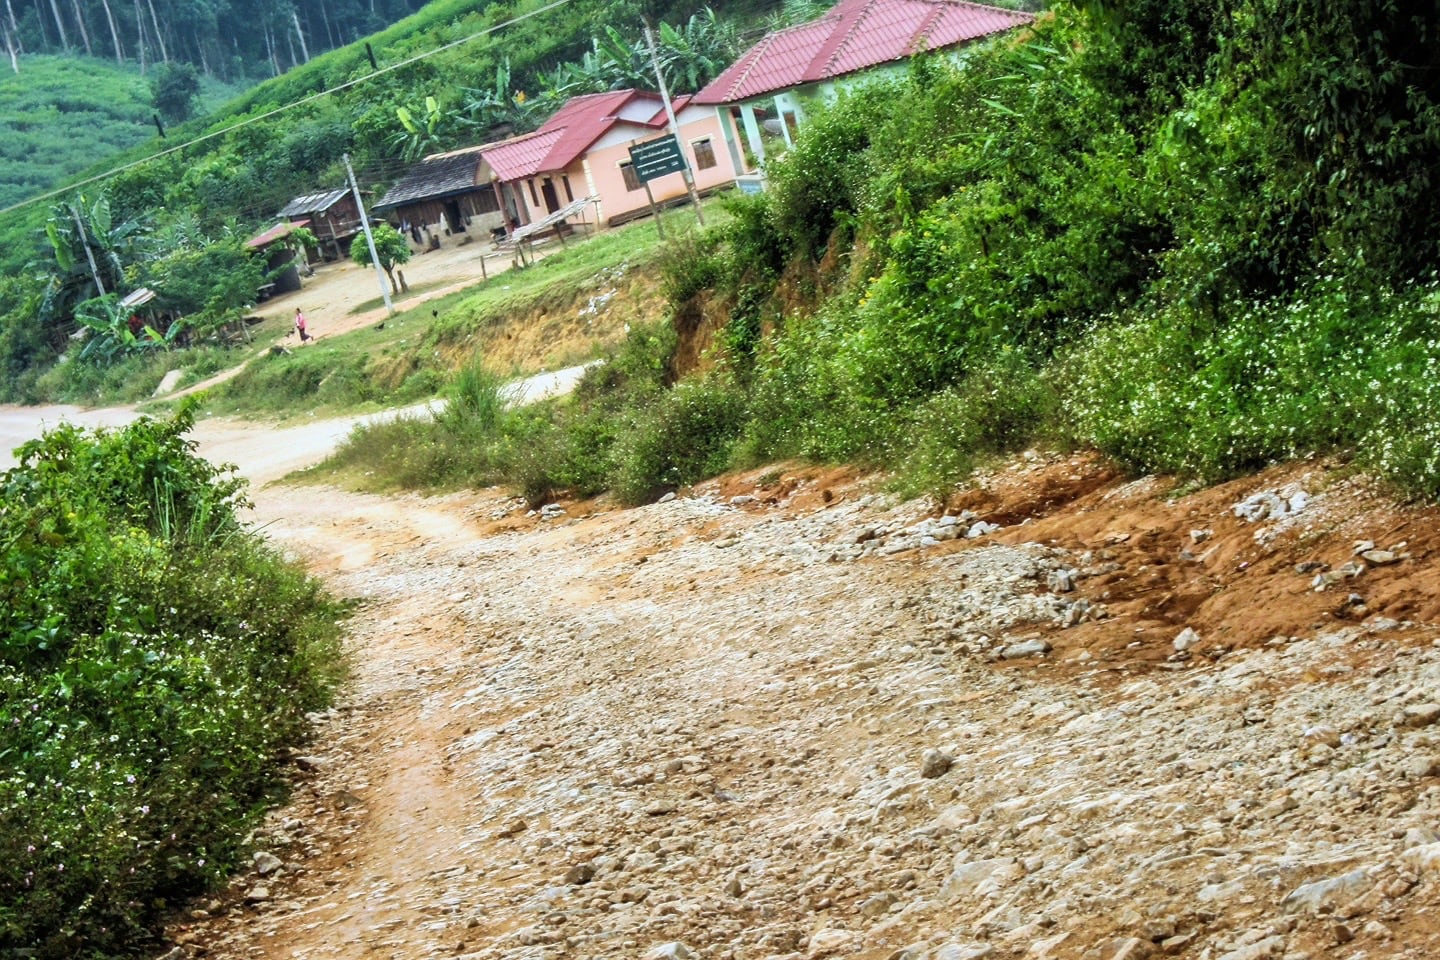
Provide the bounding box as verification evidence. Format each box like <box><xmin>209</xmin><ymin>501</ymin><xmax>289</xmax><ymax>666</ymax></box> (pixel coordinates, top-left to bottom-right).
<box><xmin>165</xmin><ymin>453</ymin><xmax>1440</xmax><ymax>960</ymax></box>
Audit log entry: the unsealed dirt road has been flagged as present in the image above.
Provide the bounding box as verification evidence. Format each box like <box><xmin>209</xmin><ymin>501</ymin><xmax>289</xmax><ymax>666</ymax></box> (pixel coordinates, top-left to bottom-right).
<box><xmin>133</xmin><ymin>429</ymin><xmax>1440</xmax><ymax>959</ymax></box>
<box><xmin>4</xmin><ymin>368</ymin><xmax>1440</xmax><ymax>960</ymax></box>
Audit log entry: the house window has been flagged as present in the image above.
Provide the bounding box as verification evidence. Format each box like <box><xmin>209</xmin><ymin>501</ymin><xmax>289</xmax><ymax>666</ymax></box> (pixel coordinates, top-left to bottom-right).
<box><xmin>562</xmin><ymin>174</ymin><xmax>574</xmax><ymax>203</ymax></box>
<box><xmin>692</xmin><ymin>138</ymin><xmax>717</xmax><ymax>171</ymax></box>
<box><xmin>621</xmin><ymin>162</ymin><xmax>642</xmax><ymax>192</ymax></box>
<box><xmin>528</xmin><ymin>180</ymin><xmax>540</xmax><ymax>207</ymax></box>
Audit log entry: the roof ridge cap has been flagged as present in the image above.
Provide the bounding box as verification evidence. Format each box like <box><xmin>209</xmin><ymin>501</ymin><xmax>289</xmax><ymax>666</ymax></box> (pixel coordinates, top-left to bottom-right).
<box><xmin>724</xmin><ymin>31</ymin><xmax>782</xmax><ymax>103</ymax></box>
<box><xmin>814</xmin><ymin>0</ymin><xmax>883</xmax><ymax>81</ymax></box>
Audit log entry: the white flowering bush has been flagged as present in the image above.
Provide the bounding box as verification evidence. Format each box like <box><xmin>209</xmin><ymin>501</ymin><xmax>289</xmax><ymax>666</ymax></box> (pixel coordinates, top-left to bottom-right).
<box><xmin>0</xmin><ymin>405</ymin><xmax>343</xmax><ymax>955</ymax></box>
<box><xmin>1059</xmin><ymin>276</ymin><xmax>1440</xmax><ymax>493</ymax></box>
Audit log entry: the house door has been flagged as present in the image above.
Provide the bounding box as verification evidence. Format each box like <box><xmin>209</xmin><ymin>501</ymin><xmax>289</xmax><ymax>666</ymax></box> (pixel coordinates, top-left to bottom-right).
<box><xmin>541</xmin><ymin>179</ymin><xmax>560</xmax><ymax>214</ymax></box>
<box><xmin>446</xmin><ymin>199</ymin><xmax>466</xmax><ymax>233</ymax></box>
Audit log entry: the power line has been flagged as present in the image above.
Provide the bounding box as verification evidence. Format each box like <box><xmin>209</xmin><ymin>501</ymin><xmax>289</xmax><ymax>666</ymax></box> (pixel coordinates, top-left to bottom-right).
<box><xmin>0</xmin><ymin>0</ymin><xmax>575</xmax><ymax>218</ymax></box>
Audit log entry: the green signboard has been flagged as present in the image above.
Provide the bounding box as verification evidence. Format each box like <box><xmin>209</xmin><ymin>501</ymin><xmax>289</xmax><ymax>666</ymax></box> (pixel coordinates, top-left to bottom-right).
<box><xmin>629</xmin><ymin>134</ymin><xmax>688</xmax><ymax>183</ymax></box>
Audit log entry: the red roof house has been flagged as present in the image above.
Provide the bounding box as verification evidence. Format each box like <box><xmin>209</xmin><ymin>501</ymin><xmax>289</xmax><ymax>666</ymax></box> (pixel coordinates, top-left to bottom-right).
<box><xmin>479</xmin><ymin>89</ymin><xmax>743</xmax><ymax>230</ymax></box>
<box><xmin>693</xmin><ymin>0</ymin><xmax>1032</xmax><ymax>168</ymax></box>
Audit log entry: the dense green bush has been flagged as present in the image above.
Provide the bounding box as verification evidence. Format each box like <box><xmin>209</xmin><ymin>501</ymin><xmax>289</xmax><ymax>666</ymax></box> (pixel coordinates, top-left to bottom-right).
<box><xmin>668</xmin><ymin>0</ymin><xmax>1440</xmax><ymax>501</ymax></box>
<box><xmin>610</xmin><ymin>379</ymin><xmax>748</xmax><ymax>505</ymax></box>
<box><xmin>0</xmin><ymin>404</ymin><xmax>344</xmax><ymax>956</ymax></box>
<box><xmin>335</xmin><ymin>328</ymin><xmax>748</xmax><ymax>507</ymax></box>
<box><xmin>892</xmin><ymin>351</ymin><xmax>1057</xmax><ymax>498</ymax></box>
<box><xmin>1057</xmin><ymin>276</ymin><xmax>1440</xmax><ymax>487</ymax></box>
<box><xmin>763</xmin><ymin>80</ymin><xmax>896</xmax><ymax>261</ymax></box>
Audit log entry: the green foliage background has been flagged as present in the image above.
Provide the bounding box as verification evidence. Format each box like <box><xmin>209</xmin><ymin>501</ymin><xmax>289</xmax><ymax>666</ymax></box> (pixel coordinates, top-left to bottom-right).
<box><xmin>637</xmin><ymin>0</ymin><xmax>1440</xmax><ymax>500</ymax></box>
<box><xmin>0</xmin><ymin>0</ymin><xmax>770</xmax><ymax>403</ymax></box>
<box><xmin>0</xmin><ymin>56</ymin><xmax>241</xmax><ymax>212</ymax></box>
<box><xmin>318</xmin><ymin>0</ymin><xmax>1440</xmax><ymax>508</ymax></box>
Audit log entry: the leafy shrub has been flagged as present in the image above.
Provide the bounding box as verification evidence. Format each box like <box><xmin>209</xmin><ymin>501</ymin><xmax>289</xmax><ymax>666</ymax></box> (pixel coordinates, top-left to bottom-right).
<box><xmin>575</xmin><ymin>320</ymin><xmax>677</xmax><ymax>403</ymax></box>
<box><xmin>763</xmin><ymin>80</ymin><xmax>897</xmax><ymax>261</ymax></box>
<box><xmin>1056</xmin><ymin>275</ymin><xmax>1440</xmax><ymax>492</ymax></box>
<box><xmin>657</xmin><ymin>228</ymin><xmax>727</xmax><ymax>307</ymax></box>
<box><xmin>610</xmin><ymin>379</ymin><xmax>748</xmax><ymax>505</ymax></box>
<box><xmin>892</xmin><ymin>351</ymin><xmax>1056</xmax><ymax>498</ymax></box>
<box><xmin>436</xmin><ymin>358</ymin><xmax>506</xmax><ymax>436</ymax></box>
<box><xmin>0</xmin><ymin>403</ymin><xmax>343</xmax><ymax>955</ymax></box>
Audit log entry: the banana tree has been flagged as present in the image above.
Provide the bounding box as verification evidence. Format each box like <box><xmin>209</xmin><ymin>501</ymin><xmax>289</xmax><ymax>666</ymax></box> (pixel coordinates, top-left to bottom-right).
<box><xmin>460</xmin><ymin>58</ymin><xmax>555</xmax><ymax>136</ymax></box>
<box><xmin>656</xmin><ymin>9</ymin><xmax>740</xmax><ymax>92</ymax></box>
<box><xmin>390</xmin><ymin>94</ymin><xmax>448</xmax><ymax>161</ymax></box>
<box><xmin>72</xmin><ymin>293</ymin><xmax>185</xmax><ymax>364</ymax></box>
<box><xmin>35</xmin><ymin>193</ymin><xmax>151</xmax><ymax>344</ymax></box>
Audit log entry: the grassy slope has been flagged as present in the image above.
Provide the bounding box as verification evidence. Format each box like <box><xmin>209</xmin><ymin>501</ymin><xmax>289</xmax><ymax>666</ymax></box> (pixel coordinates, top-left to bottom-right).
<box><xmin>0</xmin><ymin>56</ymin><xmax>243</xmax><ymax>211</ymax></box>
<box><xmin>190</xmin><ymin>217</ymin><xmax>683</xmax><ymax>422</ymax></box>
<box><xmin>0</xmin><ymin>56</ymin><xmax>152</xmax><ymax>210</ymax></box>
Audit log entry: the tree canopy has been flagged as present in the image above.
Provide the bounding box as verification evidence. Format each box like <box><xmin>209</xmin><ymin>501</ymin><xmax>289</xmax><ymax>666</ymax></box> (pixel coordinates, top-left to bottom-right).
<box><xmin>150</xmin><ymin>60</ymin><xmax>199</xmax><ymax>122</ymax></box>
<box><xmin>1</xmin><ymin>0</ymin><xmax>433</xmax><ymax>82</ymax></box>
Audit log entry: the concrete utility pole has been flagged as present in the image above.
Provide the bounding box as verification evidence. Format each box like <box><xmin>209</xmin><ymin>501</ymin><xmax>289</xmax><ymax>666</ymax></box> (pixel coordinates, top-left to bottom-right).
<box><xmin>344</xmin><ymin>153</ymin><xmax>395</xmax><ymax>317</ymax></box>
<box><xmin>642</xmin><ymin>18</ymin><xmax>704</xmax><ymax>227</ymax></box>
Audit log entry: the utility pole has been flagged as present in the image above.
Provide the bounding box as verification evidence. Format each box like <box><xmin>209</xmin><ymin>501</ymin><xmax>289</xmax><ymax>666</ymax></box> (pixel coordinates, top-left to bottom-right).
<box><xmin>642</xmin><ymin>17</ymin><xmax>704</xmax><ymax>227</ymax></box>
<box><xmin>70</xmin><ymin>203</ymin><xmax>106</xmax><ymax>297</ymax></box>
<box><xmin>344</xmin><ymin>153</ymin><xmax>395</xmax><ymax>317</ymax></box>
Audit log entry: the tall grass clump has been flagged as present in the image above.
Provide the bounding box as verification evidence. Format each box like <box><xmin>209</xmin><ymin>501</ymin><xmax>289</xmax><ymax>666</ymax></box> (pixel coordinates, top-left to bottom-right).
<box><xmin>610</xmin><ymin>380</ymin><xmax>749</xmax><ymax>505</ymax></box>
<box><xmin>0</xmin><ymin>402</ymin><xmax>344</xmax><ymax>957</ymax></box>
<box><xmin>319</xmin><ymin>322</ymin><xmax>747</xmax><ymax>504</ymax></box>
<box><xmin>435</xmin><ymin>359</ymin><xmax>507</xmax><ymax>438</ymax></box>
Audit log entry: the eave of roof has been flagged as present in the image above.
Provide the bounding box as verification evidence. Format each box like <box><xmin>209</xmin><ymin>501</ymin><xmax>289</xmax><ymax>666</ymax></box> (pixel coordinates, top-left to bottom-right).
<box><xmin>246</xmin><ymin>219</ymin><xmax>310</xmax><ymax>249</ymax></box>
<box><xmin>692</xmin><ymin>0</ymin><xmax>1031</xmax><ymax>105</ymax></box>
<box><xmin>277</xmin><ymin>187</ymin><xmax>350</xmax><ymax>218</ymax></box>
<box><xmin>373</xmin><ymin>148</ymin><xmax>487</xmax><ymax>211</ymax></box>
<box><xmin>482</xmin><ymin>129</ymin><xmax>566</xmax><ymax>182</ymax></box>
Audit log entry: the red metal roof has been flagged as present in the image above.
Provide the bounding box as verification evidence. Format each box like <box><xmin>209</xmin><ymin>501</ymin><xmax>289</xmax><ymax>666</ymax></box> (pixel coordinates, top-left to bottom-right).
<box><xmin>479</xmin><ymin>89</ymin><xmax>680</xmax><ymax>183</ymax></box>
<box><xmin>483</xmin><ymin>129</ymin><xmax>566</xmax><ymax>182</ymax></box>
<box><xmin>693</xmin><ymin>0</ymin><xmax>1031</xmax><ymax>105</ymax></box>
<box><xmin>245</xmin><ymin>218</ymin><xmax>310</xmax><ymax>249</ymax></box>
<box><xmin>535</xmin><ymin>90</ymin><xmax>662</xmax><ymax>172</ymax></box>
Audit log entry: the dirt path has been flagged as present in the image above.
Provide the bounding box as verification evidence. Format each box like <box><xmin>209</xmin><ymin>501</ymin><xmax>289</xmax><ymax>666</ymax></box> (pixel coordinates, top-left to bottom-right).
<box><xmin>256</xmin><ymin>235</ymin><xmax>529</xmax><ymax>343</ymax></box>
<box><xmin>164</xmin><ymin>234</ymin><xmax>550</xmax><ymax>401</ymax></box>
<box><xmin>148</xmin><ymin>447</ymin><xmax>1440</xmax><ymax>960</ymax></box>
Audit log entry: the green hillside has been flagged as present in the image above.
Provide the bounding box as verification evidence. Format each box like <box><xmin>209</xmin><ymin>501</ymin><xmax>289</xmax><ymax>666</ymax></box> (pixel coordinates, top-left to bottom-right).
<box><xmin>0</xmin><ymin>0</ymin><xmax>774</xmax><ymax>404</ymax></box>
<box><xmin>326</xmin><ymin>0</ymin><xmax>1440</xmax><ymax>510</ymax></box>
<box><xmin>0</xmin><ymin>0</ymin><xmax>755</xmax><ymax>269</ymax></box>
<box><xmin>0</xmin><ymin>57</ymin><xmax>153</xmax><ymax>210</ymax></box>
<box><xmin>0</xmin><ymin>55</ymin><xmax>245</xmax><ymax>211</ymax></box>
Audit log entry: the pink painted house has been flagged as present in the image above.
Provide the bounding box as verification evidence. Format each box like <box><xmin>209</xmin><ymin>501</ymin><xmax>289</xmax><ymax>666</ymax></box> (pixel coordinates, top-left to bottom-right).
<box><xmin>694</xmin><ymin>0</ymin><xmax>1033</xmax><ymax>172</ymax></box>
<box><xmin>481</xmin><ymin>89</ymin><xmax>741</xmax><ymax>230</ymax></box>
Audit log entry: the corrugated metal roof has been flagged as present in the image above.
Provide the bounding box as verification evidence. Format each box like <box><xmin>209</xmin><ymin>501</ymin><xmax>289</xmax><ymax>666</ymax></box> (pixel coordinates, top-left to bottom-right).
<box><xmin>373</xmin><ymin>90</ymin><xmax>694</xmax><ymax>194</ymax></box>
<box><xmin>535</xmin><ymin>90</ymin><xmax>658</xmax><ymax>173</ymax></box>
<box><xmin>694</xmin><ymin>17</ymin><xmax>838</xmax><ymax>106</ymax></box>
<box><xmin>119</xmin><ymin>287</ymin><xmax>157</xmax><ymax>308</ymax></box>
<box><xmin>693</xmin><ymin>0</ymin><xmax>1031</xmax><ymax>105</ymax></box>
<box><xmin>483</xmin><ymin>129</ymin><xmax>567</xmax><ymax>182</ymax></box>
<box><xmin>481</xmin><ymin>90</ymin><xmax>678</xmax><ymax>183</ymax></box>
<box><xmin>245</xmin><ymin>219</ymin><xmax>310</xmax><ymax>249</ymax></box>
<box><xmin>373</xmin><ymin>147</ymin><xmax>487</xmax><ymax>212</ymax></box>
<box><xmin>277</xmin><ymin>188</ymin><xmax>350</xmax><ymax>218</ymax></box>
